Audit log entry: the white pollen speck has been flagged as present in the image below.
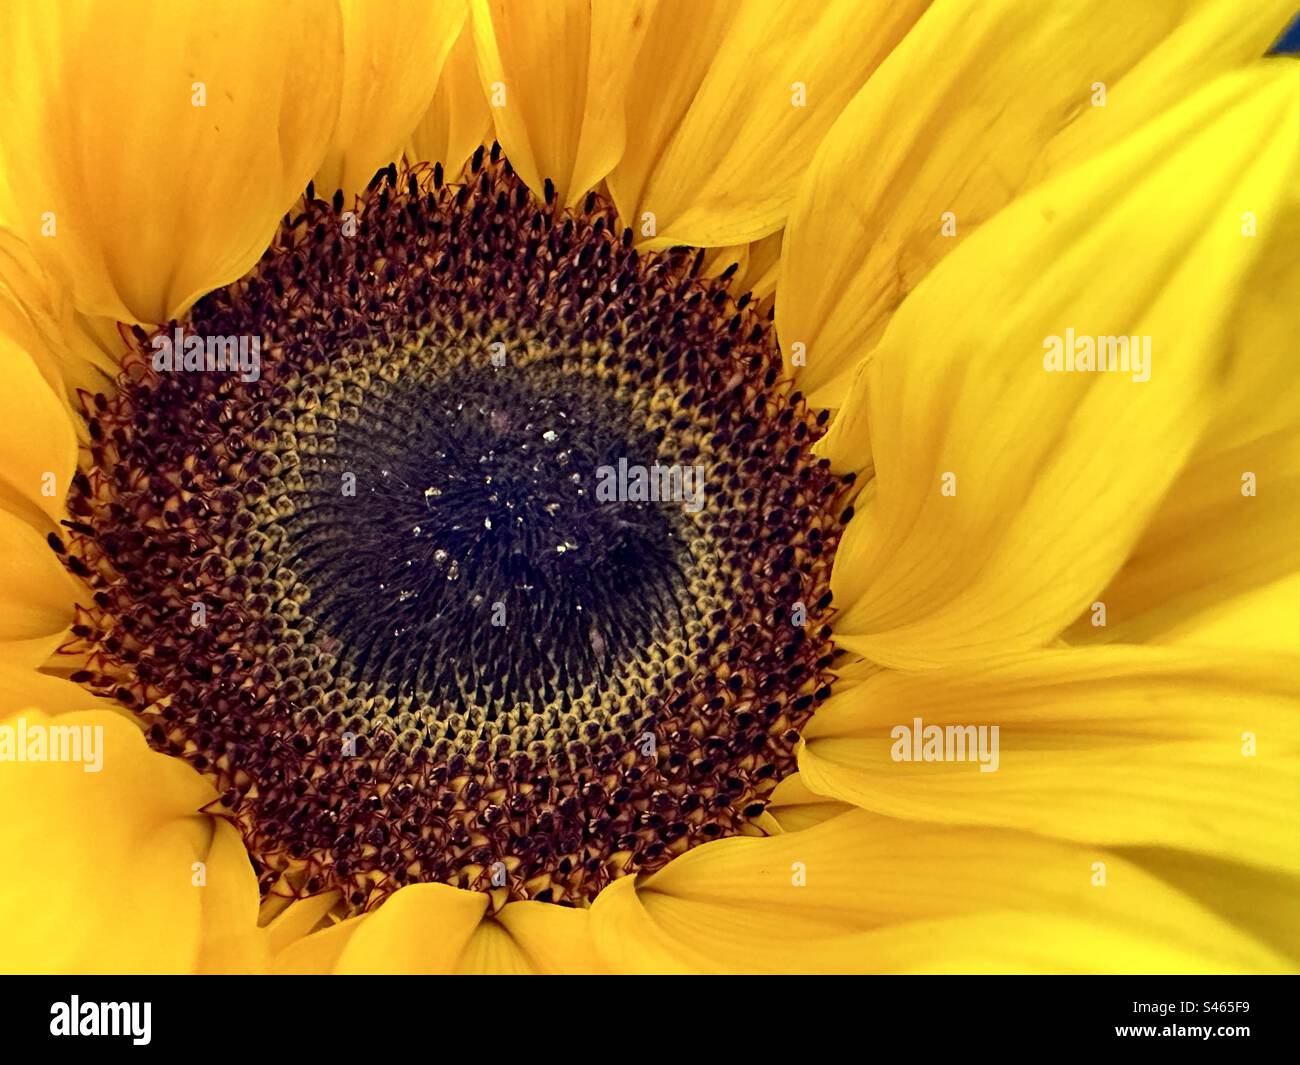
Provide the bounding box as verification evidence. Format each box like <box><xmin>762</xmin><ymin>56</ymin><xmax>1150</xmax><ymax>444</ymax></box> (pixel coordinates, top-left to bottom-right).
<box><xmin>542</xmin><ymin>429</ymin><xmax>559</xmax><ymax>443</ymax></box>
<box><xmin>484</xmin><ymin>517</ymin><xmax>493</xmax><ymax>530</ymax></box>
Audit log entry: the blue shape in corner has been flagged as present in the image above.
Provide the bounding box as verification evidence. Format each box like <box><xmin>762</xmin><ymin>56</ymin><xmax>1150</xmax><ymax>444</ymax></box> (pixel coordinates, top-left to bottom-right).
<box><xmin>1270</xmin><ymin>10</ymin><xmax>1300</xmax><ymax>54</ymax></box>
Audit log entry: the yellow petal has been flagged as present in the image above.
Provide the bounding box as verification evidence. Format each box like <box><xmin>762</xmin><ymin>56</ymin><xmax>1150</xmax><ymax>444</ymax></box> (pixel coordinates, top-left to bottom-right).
<box><xmin>0</xmin><ymin>709</ymin><xmax>224</xmax><ymax>973</ymax></box>
<box><xmin>1065</xmin><ymin>425</ymin><xmax>1300</xmax><ymax>646</ymax></box>
<box><xmin>736</xmin><ymin>230</ymin><xmax>785</xmax><ymax>302</ymax></box>
<box><xmin>0</xmin><ymin>226</ymin><xmax>103</xmax><ymax>433</ymax></box>
<box><xmin>800</xmin><ymin>647</ymin><xmax>1300</xmax><ymax>873</ymax></box>
<box><xmin>0</xmin><ymin>662</ymin><xmax>114</xmax><ymax>716</ymax></box>
<box><xmin>605</xmin><ymin>0</ymin><xmax>736</xmax><ymax>233</ymax></box>
<box><xmin>61</xmin><ymin>310</ymin><xmax>131</xmax><ymax>411</ymax></box>
<box><xmin>493</xmin><ymin>900</ymin><xmax>606</xmax><ymax>974</ymax></box>
<box><xmin>1031</xmin><ymin>5</ymin><xmax>1300</xmax><ymax>181</ymax></box>
<box><xmin>470</xmin><ymin>0</ymin><xmax>652</xmax><ymax>207</ymax></box>
<box><xmin>1120</xmin><ymin>847</ymin><xmax>1300</xmax><ymax>969</ymax></box>
<box><xmin>316</xmin><ymin>0</ymin><xmax>466</xmax><ymax>195</ymax></box>
<box><xmin>0</xmin><ymin>508</ymin><xmax>79</xmax><ymax>667</ymax></box>
<box><xmin>779</xmin><ymin>0</ymin><xmax>1300</xmax><ymax>407</ymax></box>
<box><xmin>452</xmin><ymin>918</ymin><xmax>535</xmax><ymax>974</ymax></box>
<box><xmin>0</xmin><ymin>342</ymin><xmax>77</xmax><ymax>530</ymax></box>
<box><xmin>194</xmin><ymin>819</ymin><xmax>269</xmax><ymax>974</ymax></box>
<box><xmin>272</xmin><ymin>887</ymin><xmax>604</xmax><ymax>974</ymax></box>
<box><xmin>610</xmin><ymin>0</ymin><xmax>926</xmax><ymax>249</ymax></box>
<box><xmin>764</xmin><ymin>771</ymin><xmax>854</xmax><ymax>833</ymax></box>
<box><xmin>822</xmin><ymin>63</ymin><xmax>1299</xmax><ymax>667</ymax></box>
<box><xmin>263</xmin><ymin>891</ymin><xmax>343</xmax><ymax>957</ymax></box>
<box><xmin>272</xmin><ymin>913</ymin><xmax>363</xmax><ymax>975</ymax></box>
<box><xmin>808</xmin><ymin>911</ymin><xmax>1290</xmax><ymax>975</ymax></box>
<box><xmin>1066</xmin><ymin>225</ymin><xmax>1300</xmax><ymax>646</ymax></box>
<box><xmin>589</xmin><ymin>810</ymin><xmax>1290</xmax><ymax>973</ymax></box>
<box><xmin>408</xmin><ymin>18</ymin><xmax>493</xmax><ymax>178</ymax></box>
<box><xmin>0</xmin><ymin>0</ymin><xmax>343</xmax><ymax>324</ymax></box>
<box><xmin>0</xmin><ymin>231</ymin><xmax>127</xmax><ymax>411</ymax></box>
<box><xmin>1152</xmin><ymin>573</ymin><xmax>1300</xmax><ymax>652</ymax></box>
<box><xmin>700</xmin><ymin>244</ymin><xmax>748</xmax><ymax>282</ymax></box>
<box><xmin>452</xmin><ymin>906</ymin><xmax>606</xmax><ymax>975</ymax></box>
<box><xmin>279</xmin><ymin>882</ymin><xmax>487</xmax><ymax>974</ymax></box>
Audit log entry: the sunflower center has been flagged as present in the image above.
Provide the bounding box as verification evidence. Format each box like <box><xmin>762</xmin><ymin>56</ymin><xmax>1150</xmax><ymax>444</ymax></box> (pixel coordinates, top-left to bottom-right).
<box><xmin>290</xmin><ymin>359</ymin><xmax>686</xmax><ymax>709</ymax></box>
<box><xmin>57</xmin><ymin>149</ymin><xmax>850</xmax><ymax>910</ymax></box>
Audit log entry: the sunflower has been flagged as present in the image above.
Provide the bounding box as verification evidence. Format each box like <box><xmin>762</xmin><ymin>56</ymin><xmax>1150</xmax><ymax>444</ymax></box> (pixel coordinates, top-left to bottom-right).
<box><xmin>0</xmin><ymin>0</ymin><xmax>1297</xmax><ymax>976</ymax></box>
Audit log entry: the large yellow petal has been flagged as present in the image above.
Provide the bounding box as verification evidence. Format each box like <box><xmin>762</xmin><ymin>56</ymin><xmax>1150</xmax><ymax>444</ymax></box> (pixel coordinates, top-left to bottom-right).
<box><xmin>0</xmin><ymin>0</ymin><xmax>343</xmax><ymax>324</ymax></box>
<box><xmin>407</xmin><ymin>17</ymin><xmax>493</xmax><ymax>177</ymax></box>
<box><xmin>276</xmin><ymin>882</ymin><xmax>486</xmax><ymax>974</ymax></box>
<box><xmin>604</xmin><ymin>0</ymin><xmax>736</xmax><ymax>233</ymax></box>
<box><xmin>194</xmin><ymin>819</ymin><xmax>270</xmax><ymax>974</ymax></box>
<box><xmin>589</xmin><ymin>810</ymin><xmax>1289</xmax><ymax>973</ymax></box>
<box><xmin>1120</xmin><ymin>847</ymin><xmax>1300</xmax><ymax>969</ymax></box>
<box><xmin>779</xmin><ymin>0</ymin><xmax>1300</xmax><ymax>407</ymax></box>
<box><xmin>316</xmin><ymin>0</ymin><xmax>466</xmax><ymax>195</ymax></box>
<box><xmin>609</xmin><ymin>0</ymin><xmax>926</xmax><ymax>250</ymax></box>
<box><xmin>1064</xmin><ymin>425</ymin><xmax>1300</xmax><ymax>646</ymax></box>
<box><xmin>331</xmin><ymin>883</ymin><xmax>487</xmax><ymax>973</ymax></box>
<box><xmin>0</xmin><ymin>709</ymin><xmax>239</xmax><ymax>974</ymax></box>
<box><xmin>470</xmin><ymin>0</ymin><xmax>651</xmax><ymax>208</ymax></box>
<box><xmin>1066</xmin><ymin>228</ymin><xmax>1300</xmax><ymax>646</ymax></box>
<box><xmin>493</xmin><ymin>900</ymin><xmax>606</xmax><ymax>974</ymax></box>
<box><xmin>1151</xmin><ymin>573</ymin><xmax>1300</xmax><ymax>652</ymax></box>
<box><xmin>800</xmin><ymin>647</ymin><xmax>1300</xmax><ymax>873</ymax></box>
<box><xmin>1030</xmin><ymin>5</ymin><xmax>1300</xmax><ymax>180</ymax></box>
<box><xmin>451</xmin><ymin>918</ymin><xmax>536</xmax><ymax>974</ymax></box>
<box><xmin>822</xmin><ymin>63</ymin><xmax>1299</xmax><ymax>668</ymax></box>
